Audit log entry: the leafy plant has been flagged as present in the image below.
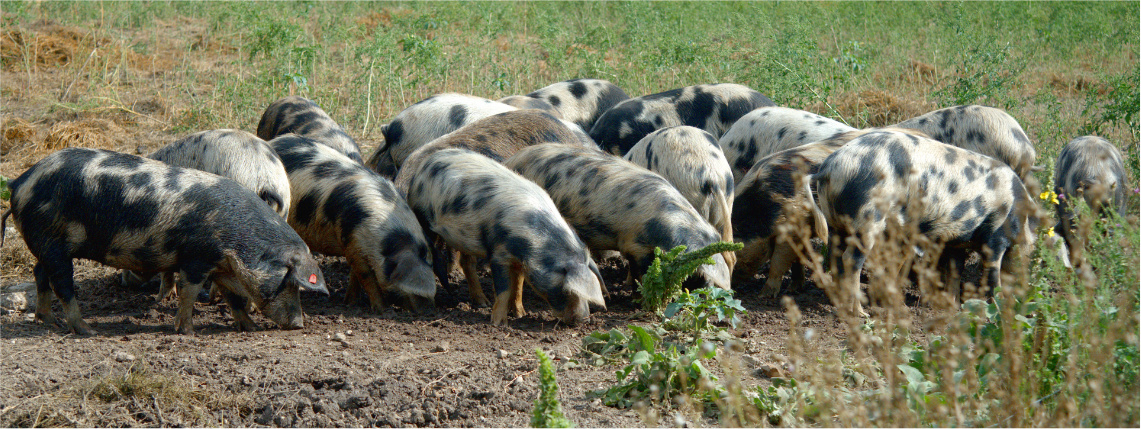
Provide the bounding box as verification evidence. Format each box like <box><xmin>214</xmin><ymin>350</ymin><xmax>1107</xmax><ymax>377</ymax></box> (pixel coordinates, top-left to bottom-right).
<box><xmin>637</xmin><ymin>242</ymin><xmax>743</xmax><ymax>313</ymax></box>
<box><xmin>596</xmin><ymin>339</ymin><xmax>718</xmax><ymax>410</ymax></box>
<box><xmin>531</xmin><ymin>349</ymin><xmax>573</xmax><ymax>428</ymax></box>
<box><xmin>1</xmin><ymin>175</ymin><xmax>10</xmax><ymax>201</ymax></box>
<box><xmin>663</xmin><ymin>287</ymin><xmax>746</xmax><ymax>333</ymax></box>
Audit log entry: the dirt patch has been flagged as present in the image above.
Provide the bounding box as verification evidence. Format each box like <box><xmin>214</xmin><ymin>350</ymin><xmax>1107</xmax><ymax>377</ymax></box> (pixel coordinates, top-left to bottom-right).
<box><xmin>819</xmin><ymin>89</ymin><xmax>935</xmax><ymax>128</ymax></box>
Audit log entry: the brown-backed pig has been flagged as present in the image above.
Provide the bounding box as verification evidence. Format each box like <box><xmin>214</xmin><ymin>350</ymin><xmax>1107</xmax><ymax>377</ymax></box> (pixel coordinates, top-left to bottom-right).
<box><xmin>809</xmin><ymin>130</ymin><xmax>1036</xmax><ymax>316</ymax></box>
<box><xmin>622</xmin><ymin>125</ymin><xmax>737</xmax><ymax>271</ymax></box>
<box><xmin>404</xmin><ymin>148</ymin><xmax>606</xmax><ymax>325</ymax></box>
<box><xmin>589</xmin><ymin>83</ymin><xmax>775</xmax><ymax>156</ymax></box>
<box><xmin>1052</xmin><ymin>135</ymin><xmax>1129</xmax><ymax>267</ymax></box>
<box><xmin>524</xmin><ymin>78</ymin><xmax>630</xmax><ymax>131</ymax></box>
<box><xmin>890</xmin><ymin>105</ymin><xmax>1038</xmax><ymax>178</ymax></box>
<box><xmin>0</xmin><ymin>148</ymin><xmax>328</xmax><ymax>335</ymax></box>
<box><xmin>731</xmin><ymin>128</ymin><xmax>922</xmax><ymax>298</ymax></box>
<box><xmin>718</xmin><ymin>106</ymin><xmax>855</xmax><ymax>183</ymax></box>
<box><xmin>269</xmin><ymin>135</ymin><xmax>437</xmax><ymax>313</ymax></box>
<box><xmin>393</xmin><ymin>109</ymin><xmax>597</xmax><ymax>194</ymax></box>
<box><xmin>505</xmin><ymin>144</ymin><xmax>732</xmax><ymax>292</ymax></box>
<box><xmin>257</xmin><ymin>95</ymin><xmax>364</xmax><ymax>164</ymax></box>
<box><xmin>367</xmin><ymin>93</ymin><xmax>517</xmax><ymax>178</ymax></box>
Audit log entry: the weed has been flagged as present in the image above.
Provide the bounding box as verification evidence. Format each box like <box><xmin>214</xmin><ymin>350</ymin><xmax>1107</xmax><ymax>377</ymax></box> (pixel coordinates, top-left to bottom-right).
<box><xmin>531</xmin><ymin>349</ymin><xmax>573</xmax><ymax>428</ymax></box>
<box><xmin>1</xmin><ymin>175</ymin><xmax>9</xmax><ymax>201</ymax></box>
<box><xmin>637</xmin><ymin>242</ymin><xmax>743</xmax><ymax>314</ymax></box>
<box><xmin>663</xmin><ymin>287</ymin><xmax>746</xmax><ymax>333</ymax></box>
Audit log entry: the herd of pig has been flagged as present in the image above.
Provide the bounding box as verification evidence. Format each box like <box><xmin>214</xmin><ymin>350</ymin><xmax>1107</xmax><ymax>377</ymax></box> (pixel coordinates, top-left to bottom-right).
<box><xmin>1</xmin><ymin>79</ymin><xmax>1129</xmax><ymax>335</ymax></box>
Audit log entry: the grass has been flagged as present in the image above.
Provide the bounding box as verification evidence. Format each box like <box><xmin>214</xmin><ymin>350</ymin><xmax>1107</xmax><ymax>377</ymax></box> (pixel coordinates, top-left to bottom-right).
<box><xmin>0</xmin><ymin>1</ymin><xmax>1137</xmax><ymax>427</ymax></box>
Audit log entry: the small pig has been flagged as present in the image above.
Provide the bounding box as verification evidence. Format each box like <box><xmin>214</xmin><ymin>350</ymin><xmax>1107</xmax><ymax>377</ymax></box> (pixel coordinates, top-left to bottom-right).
<box><xmin>524</xmin><ymin>78</ymin><xmax>631</xmax><ymax>131</ymax></box>
<box><xmin>140</xmin><ymin>129</ymin><xmax>293</xmax><ymax>300</ymax></box>
<box><xmin>393</xmin><ymin>109</ymin><xmax>597</xmax><ymax>194</ymax></box>
<box><xmin>257</xmin><ymin>95</ymin><xmax>364</xmax><ymax>164</ymax></box>
<box><xmin>367</xmin><ymin>93</ymin><xmax>518</xmax><ymax>178</ymax></box>
<box><xmin>269</xmin><ymin>135</ymin><xmax>437</xmax><ymax>312</ymax></box>
<box><xmin>1</xmin><ymin>148</ymin><xmax>328</xmax><ymax>335</ymax></box>
<box><xmin>1052</xmin><ymin>136</ymin><xmax>1128</xmax><ymax>267</ymax></box>
<box><xmin>404</xmin><ymin>148</ymin><xmax>606</xmax><ymax>325</ymax></box>
<box><xmin>589</xmin><ymin>83</ymin><xmax>776</xmax><ymax>156</ymax></box>
<box><xmin>622</xmin><ymin>126</ymin><xmax>737</xmax><ymax>272</ymax></box>
<box><xmin>505</xmin><ymin>144</ymin><xmax>732</xmax><ymax>292</ymax></box>
<box><xmin>718</xmin><ymin>106</ymin><xmax>856</xmax><ymax>183</ymax></box>
<box><xmin>890</xmin><ymin>105</ymin><xmax>1038</xmax><ymax>178</ymax></box>
<box><xmin>497</xmin><ymin>95</ymin><xmax>562</xmax><ymax>117</ymax></box>
<box><xmin>809</xmin><ymin>130</ymin><xmax>1036</xmax><ymax>316</ymax></box>
<box><xmin>732</xmin><ymin>128</ymin><xmax>922</xmax><ymax>298</ymax></box>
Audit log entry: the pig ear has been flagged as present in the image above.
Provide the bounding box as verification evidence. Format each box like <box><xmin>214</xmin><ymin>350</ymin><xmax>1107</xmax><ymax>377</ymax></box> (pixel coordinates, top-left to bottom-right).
<box><xmin>290</xmin><ymin>257</ymin><xmax>328</xmax><ymax>295</ymax></box>
<box><xmin>588</xmin><ymin>259</ymin><xmax>608</xmax><ymax>298</ymax></box>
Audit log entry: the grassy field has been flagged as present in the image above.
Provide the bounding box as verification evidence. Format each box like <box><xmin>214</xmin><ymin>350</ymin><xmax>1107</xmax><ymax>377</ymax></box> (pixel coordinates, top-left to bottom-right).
<box><xmin>1</xmin><ymin>1</ymin><xmax>1138</xmax><ymax>427</ymax></box>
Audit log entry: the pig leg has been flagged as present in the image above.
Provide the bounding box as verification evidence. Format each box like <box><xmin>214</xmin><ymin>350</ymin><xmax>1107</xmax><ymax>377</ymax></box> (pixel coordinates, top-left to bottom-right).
<box><xmin>172</xmin><ymin>267</ymin><xmax>209</xmax><ymax>335</ymax></box>
<box><xmin>347</xmin><ymin>254</ymin><xmax>384</xmax><ymax>311</ymax></box>
<box><xmin>43</xmin><ymin>258</ymin><xmax>94</xmax><ymax>336</ymax></box>
<box><xmin>790</xmin><ymin>262</ymin><xmax>806</xmax><ymax>293</ymax></box>
<box><xmin>460</xmin><ymin>253</ymin><xmax>491</xmax><ymax>308</ymax></box>
<box><xmin>490</xmin><ymin>262</ymin><xmax>512</xmax><ymax>326</ymax></box>
<box><xmin>762</xmin><ymin>243</ymin><xmax>798</xmax><ymax>298</ymax></box>
<box><xmin>222</xmin><ymin>290</ymin><xmax>259</xmax><ymax>332</ymax></box>
<box><xmin>510</xmin><ymin>262</ymin><xmax>526</xmax><ymax>317</ymax></box>
<box><xmin>33</xmin><ymin>261</ymin><xmax>60</xmax><ymax>328</ymax></box>
<box><xmin>157</xmin><ymin>271</ymin><xmax>176</xmax><ymax>302</ymax></box>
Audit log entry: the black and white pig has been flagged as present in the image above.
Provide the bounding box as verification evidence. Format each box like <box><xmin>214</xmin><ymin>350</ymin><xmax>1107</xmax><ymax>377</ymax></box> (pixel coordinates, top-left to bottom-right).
<box><xmin>404</xmin><ymin>148</ymin><xmax>606</xmax><ymax>325</ymax></box>
<box><xmin>732</xmin><ymin>128</ymin><xmax>924</xmax><ymax>298</ymax></box>
<box><xmin>589</xmin><ymin>83</ymin><xmax>775</xmax><ymax>156</ymax></box>
<box><xmin>138</xmin><ymin>128</ymin><xmax>293</xmax><ymax>300</ymax></box>
<box><xmin>1052</xmin><ymin>135</ymin><xmax>1128</xmax><ymax>267</ymax></box>
<box><xmin>257</xmin><ymin>95</ymin><xmax>364</xmax><ymax>164</ymax></box>
<box><xmin>393</xmin><ymin>109</ymin><xmax>597</xmax><ymax>194</ymax></box>
<box><xmin>890</xmin><ymin>105</ymin><xmax>1038</xmax><ymax>178</ymax></box>
<box><xmin>497</xmin><ymin>95</ymin><xmax>562</xmax><ymax>117</ymax></box>
<box><xmin>269</xmin><ymin>135</ymin><xmax>437</xmax><ymax>313</ymax></box>
<box><xmin>622</xmin><ymin>125</ymin><xmax>737</xmax><ymax>272</ymax></box>
<box><xmin>718</xmin><ymin>106</ymin><xmax>855</xmax><ymax>183</ymax></box>
<box><xmin>524</xmin><ymin>78</ymin><xmax>630</xmax><ymax>131</ymax></box>
<box><xmin>367</xmin><ymin>93</ymin><xmax>518</xmax><ymax>178</ymax></box>
<box><xmin>505</xmin><ymin>144</ymin><xmax>732</xmax><ymax>292</ymax></box>
<box><xmin>0</xmin><ymin>148</ymin><xmax>328</xmax><ymax>335</ymax></box>
<box><xmin>808</xmin><ymin>130</ymin><xmax>1036</xmax><ymax>316</ymax></box>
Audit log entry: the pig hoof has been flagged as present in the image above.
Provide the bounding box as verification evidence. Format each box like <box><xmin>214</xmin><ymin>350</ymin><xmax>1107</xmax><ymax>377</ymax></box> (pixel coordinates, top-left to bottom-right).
<box><xmin>472</xmin><ymin>297</ymin><xmax>491</xmax><ymax>308</ymax></box>
<box><xmin>234</xmin><ymin>320</ymin><xmax>260</xmax><ymax>332</ymax></box>
<box><xmin>70</xmin><ymin>321</ymin><xmax>96</xmax><ymax>336</ymax></box>
<box><xmin>759</xmin><ymin>284</ymin><xmax>780</xmax><ymax>299</ymax></box>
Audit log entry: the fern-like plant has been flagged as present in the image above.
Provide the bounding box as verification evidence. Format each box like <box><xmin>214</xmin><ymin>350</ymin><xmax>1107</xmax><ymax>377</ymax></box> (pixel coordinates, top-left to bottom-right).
<box><xmin>531</xmin><ymin>349</ymin><xmax>574</xmax><ymax>428</ymax></box>
<box><xmin>637</xmin><ymin>241</ymin><xmax>744</xmax><ymax>313</ymax></box>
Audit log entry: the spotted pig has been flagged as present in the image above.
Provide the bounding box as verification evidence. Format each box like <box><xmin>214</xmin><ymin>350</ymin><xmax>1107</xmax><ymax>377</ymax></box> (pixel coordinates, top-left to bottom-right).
<box><xmin>269</xmin><ymin>135</ymin><xmax>437</xmax><ymax>313</ymax></box>
<box><xmin>589</xmin><ymin>83</ymin><xmax>775</xmax><ymax>156</ymax></box>
<box><xmin>505</xmin><ymin>144</ymin><xmax>732</xmax><ymax>293</ymax></box>
<box><xmin>1052</xmin><ymin>135</ymin><xmax>1128</xmax><ymax>267</ymax></box>
<box><xmin>257</xmin><ymin>95</ymin><xmax>364</xmax><ymax>164</ymax></box>
<box><xmin>890</xmin><ymin>105</ymin><xmax>1038</xmax><ymax>178</ymax></box>
<box><xmin>405</xmin><ymin>149</ymin><xmax>606</xmax><ymax>325</ymax></box>
<box><xmin>367</xmin><ymin>93</ymin><xmax>517</xmax><ymax>178</ymax></box>
<box><xmin>497</xmin><ymin>95</ymin><xmax>562</xmax><ymax>117</ymax></box>
<box><xmin>524</xmin><ymin>78</ymin><xmax>630</xmax><ymax>131</ymax></box>
<box><xmin>719</xmin><ymin>106</ymin><xmax>855</xmax><ymax>183</ymax></box>
<box><xmin>0</xmin><ymin>148</ymin><xmax>328</xmax><ymax>335</ymax></box>
<box><xmin>622</xmin><ymin>125</ymin><xmax>737</xmax><ymax>272</ymax></box>
<box><xmin>809</xmin><ymin>130</ymin><xmax>1036</xmax><ymax>316</ymax></box>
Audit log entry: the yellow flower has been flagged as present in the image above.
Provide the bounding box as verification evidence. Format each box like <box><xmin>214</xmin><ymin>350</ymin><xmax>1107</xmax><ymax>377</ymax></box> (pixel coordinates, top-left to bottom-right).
<box><xmin>1046</xmin><ymin>228</ymin><xmax>1055</xmax><ymax>237</ymax></box>
<box><xmin>1039</xmin><ymin>190</ymin><xmax>1059</xmax><ymax>205</ymax></box>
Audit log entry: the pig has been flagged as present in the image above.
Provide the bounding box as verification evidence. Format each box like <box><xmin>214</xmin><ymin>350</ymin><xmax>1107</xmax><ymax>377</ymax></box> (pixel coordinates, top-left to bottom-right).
<box><xmin>497</xmin><ymin>95</ymin><xmax>562</xmax><ymax>117</ymax></box>
<box><xmin>138</xmin><ymin>129</ymin><xmax>293</xmax><ymax>301</ymax></box>
<box><xmin>718</xmin><ymin>106</ymin><xmax>856</xmax><ymax>183</ymax></box>
<box><xmin>505</xmin><ymin>144</ymin><xmax>732</xmax><ymax>293</ymax></box>
<box><xmin>404</xmin><ymin>148</ymin><xmax>607</xmax><ymax>325</ymax></box>
<box><xmin>890</xmin><ymin>105</ymin><xmax>1038</xmax><ymax>178</ymax></box>
<box><xmin>589</xmin><ymin>83</ymin><xmax>776</xmax><ymax>156</ymax></box>
<box><xmin>393</xmin><ymin>109</ymin><xmax>597</xmax><ymax>194</ymax></box>
<box><xmin>0</xmin><ymin>148</ymin><xmax>328</xmax><ymax>335</ymax></box>
<box><xmin>257</xmin><ymin>95</ymin><xmax>364</xmax><ymax>164</ymax></box>
<box><xmin>1052</xmin><ymin>135</ymin><xmax>1129</xmax><ymax>267</ymax></box>
<box><xmin>367</xmin><ymin>93</ymin><xmax>518</xmax><ymax>178</ymax></box>
<box><xmin>269</xmin><ymin>134</ymin><xmax>437</xmax><ymax>313</ymax></box>
<box><xmin>808</xmin><ymin>130</ymin><xmax>1036</xmax><ymax>316</ymax></box>
<box><xmin>622</xmin><ymin>125</ymin><xmax>737</xmax><ymax>272</ymax></box>
<box><xmin>732</xmin><ymin>128</ymin><xmax>924</xmax><ymax>298</ymax></box>
<box><xmin>524</xmin><ymin>78</ymin><xmax>630</xmax><ymax>131</ymax></box>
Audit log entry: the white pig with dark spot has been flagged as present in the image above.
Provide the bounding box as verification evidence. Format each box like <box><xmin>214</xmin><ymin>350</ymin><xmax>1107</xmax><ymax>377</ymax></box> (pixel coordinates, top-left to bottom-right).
<box><xmin>719</xmin><ymin>106</ymin><xmax>855</xmax><ymax>183</ymax></box>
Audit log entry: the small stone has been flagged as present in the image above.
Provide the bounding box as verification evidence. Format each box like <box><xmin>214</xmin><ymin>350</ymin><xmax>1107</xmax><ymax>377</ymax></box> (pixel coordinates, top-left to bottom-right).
<box><xmin>742</xmin><ymin>354</ymin><xmax>762</xmax><ymax>368</ymax></box>
<box><xmin>496</xmin><ymin>349</ymin><xmax>509</xmax><ymax>359</ymax></box>
<box><xmin>760</xmin><ymin>363</ymin><xmax>789</xmax><ymax>379</ymax></box>
<box><xmin>430</xmin><ymin>341</ymin><xmax>450</xmax><ymax>353</ymax></box>
<box><xmin>333</xmin><ymin>333</ymin><xmax>348</xmax><ymax>343</ymax></box>
<box><xmin>1</xmin><ymin>292</ymin><xmax>27</xmax><ymax>311</ymax></box>
<box><xmin>23</xmin><ymin>313</ymin><xmax>35</xmax><ymax>322</ymax></box>
<box><xmin>113</xmin><ymin>351</ymin><xmax>136</xmax><ymax>362</ymax></box>
<box><xmin>345</xmin><ymin>330</ymin><xmax>353</xmax><ymax>336</ymax></box>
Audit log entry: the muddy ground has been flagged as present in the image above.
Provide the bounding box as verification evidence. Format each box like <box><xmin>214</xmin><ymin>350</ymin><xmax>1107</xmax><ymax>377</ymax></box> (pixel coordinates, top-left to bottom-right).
<box><xmin>0</xmin><ymin>243</ymin><xmax>930</xmax><ymax>428</ymax></box>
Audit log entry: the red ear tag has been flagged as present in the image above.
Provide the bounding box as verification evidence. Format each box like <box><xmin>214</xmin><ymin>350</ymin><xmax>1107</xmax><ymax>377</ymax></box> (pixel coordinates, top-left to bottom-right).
<box><xmin>308</xmin><ymin>274</ymin><xmax>318</xmax><ymax>284</ymax></box>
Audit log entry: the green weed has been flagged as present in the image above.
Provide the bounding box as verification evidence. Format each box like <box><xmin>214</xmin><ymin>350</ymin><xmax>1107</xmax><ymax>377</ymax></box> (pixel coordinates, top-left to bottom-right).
<box><xmin>531</xmin><ymin>349</ymin><xmax>574</xmax><ymax>428</ymax></box>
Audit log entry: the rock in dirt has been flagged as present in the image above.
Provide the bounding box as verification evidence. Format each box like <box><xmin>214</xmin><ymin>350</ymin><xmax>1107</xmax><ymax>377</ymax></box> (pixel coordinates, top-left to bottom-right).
<box><xmin>496</xmin><ymin>349</ymin><xmax>509</xmax><ymax>359</ymax></box>
<box><xmin>430</xmin><ymin>341</ymin><xmax>450</xmax><ymax>353</ymax></box>
<box><xmin>760</xmin><ymin>363</ymin><xmax>789</xmax><ymax>379</ymax></box>
<box><xmin>113</xmin><ymin>351</ymin><xmax>136</xmax><ymax>362</ymax></box>
<box><xmin>1</xmin><ymin>283</ymin><xmax>36</xmax><ymax>311</ymax></box>
<box><xmin>333</xmin><ymin>332</ymin><xmax>348</xmax><ymax>343</ymax></box>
